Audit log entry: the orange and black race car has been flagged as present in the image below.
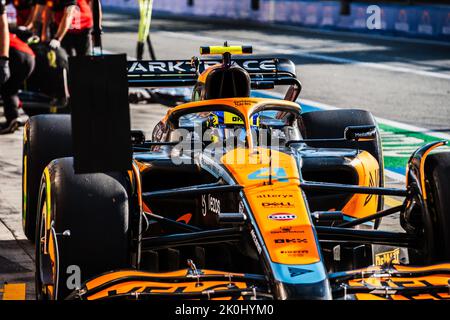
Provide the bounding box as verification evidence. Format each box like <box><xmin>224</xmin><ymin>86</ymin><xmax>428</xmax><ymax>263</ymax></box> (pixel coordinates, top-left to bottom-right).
<box><xmin>21</xmin><ymin>45</ymin><xmax>450</xmax><ymax>300</ymax></box>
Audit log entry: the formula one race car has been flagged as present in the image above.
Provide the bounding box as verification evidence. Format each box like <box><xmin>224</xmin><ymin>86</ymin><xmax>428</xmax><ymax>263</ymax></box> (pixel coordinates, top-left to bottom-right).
<box><xmin>22</xmin><ymin>45</ymin><xmax>450</xmax><ymax>300</ymax></box>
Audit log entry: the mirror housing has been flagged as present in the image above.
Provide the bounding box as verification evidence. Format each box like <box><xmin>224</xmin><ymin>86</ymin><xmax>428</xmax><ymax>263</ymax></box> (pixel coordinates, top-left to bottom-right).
<box><xmin>344</xmin><ymin>125</ymin><xmax>377</xmax><ymax>141</ymax></box>
<box><xmin>131</xmin><ymin>130</ymin><xmax>146</xmax><ymax>145</ymax></box>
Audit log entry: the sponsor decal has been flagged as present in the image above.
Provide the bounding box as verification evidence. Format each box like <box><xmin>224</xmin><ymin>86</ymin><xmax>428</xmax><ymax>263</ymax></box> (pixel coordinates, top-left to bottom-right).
<box><xmin>241</xmin><ymin>60</ymin><xmax>276</xmax><ymax>71</ymax></box>
<box><xmin>250</xmin><ymin>229</ymin><xmax>262</xmax><ymax>254</ymax></box>
<box><xmin>261</xmin><ymin>201</ymin><xmax>294</xmax><ymax>208</ymax></box>
<box><xmin>375</xmin><ymin>248</ymin><xmax>401</xmax><ymax>266</ymax></box>
<box><xmin>270</xmin><ymin>226</ymin><xmax>305</xmax><ymax>235</ymax></box>
<box><xmin>274</xmin><ymin>238</ymin><xmax>308</xmax><ymax>244</ymax></box>
<box><xmin>238</xmin><ymin>201</ymin><xmax>245</xmax><ymax>214</ymax></box>
<box><xmin>201</xmin><ymin>194</ymin><xmax>221</xmax><ymax>215</ymax></box>
<box><xmin>106</xmin><ymin>283</ymin><xmax>242</xmax><ymax>298</ymax></box>
<box><xmin>281</xmin><ymin>250</ymin><xmax>309</xmax><ymax>256</ymax></box>
<box><xmin>127</xmin><ymin>59</ymin><xmax>277</xmax><ymax>74</ymax></box>
<box><xmin>268</xmin><ymin>213</ymin><xmax>297</xmax><ymax>221</ymax></box>
<box><xmin>225</xmin><ymin>114</ymin><xmax>244</xmax><ymax>124</ymax></box>
<box><xmin>233</xmin><ymin>99</ymin><xmax>255</xmax><ymax>107</ymax></box>
<box><xmin>208</xmin><ymin>194</ymin><xmax>221</xmax><ymax>214</ymax></box>
<box><xmin>257</xmin><ymin>194</ymin><xmax>293</xmax><ymax>199</ymax></box>
<box><xmin>128</xmin><ymin>61</ymin><xmax>189</xmax><ymax>73</ymax></box>
<box><xmin>288</xmin><ymin>267</ymin><xmax>313</xmax><ymax>278</ymax></box>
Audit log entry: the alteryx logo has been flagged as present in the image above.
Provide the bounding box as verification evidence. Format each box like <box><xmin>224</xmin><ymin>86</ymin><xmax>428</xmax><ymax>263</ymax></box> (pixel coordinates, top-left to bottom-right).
<box><xmin>248</xmin><ymin>168</ymin><xmax>288</xmax><ymax>182</ymax></box>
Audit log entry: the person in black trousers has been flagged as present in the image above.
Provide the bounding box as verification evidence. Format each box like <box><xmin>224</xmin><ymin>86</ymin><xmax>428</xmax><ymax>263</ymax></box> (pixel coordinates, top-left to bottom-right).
<box><xmin>0</xmin><ymin>0</ymin><xmax>35</xmax><ymax>134</ymax></box>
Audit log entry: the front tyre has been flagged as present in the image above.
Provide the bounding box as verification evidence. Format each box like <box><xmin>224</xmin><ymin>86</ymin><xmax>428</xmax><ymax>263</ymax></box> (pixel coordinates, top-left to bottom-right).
<box><xmin>35</xmin><ymin>157</ymin><xmax>130</xmax><ymax>300</ymax></box>
<box><xmin>22</xmin><ymin>115</ymin><xmax>72</xmax><ymax>241</ymax></box>
<box><xmin>422</xmin><ymin>152</ymin><xmax>450</xmax><ymax>263</ymax></box>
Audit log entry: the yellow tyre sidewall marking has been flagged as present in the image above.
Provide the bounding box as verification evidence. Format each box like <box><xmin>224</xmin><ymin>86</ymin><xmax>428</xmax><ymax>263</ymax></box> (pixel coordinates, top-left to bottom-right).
<box><xmin>22</xmin><ymin>124</ymin><xmax>28</xmax><ymax>228</ymax></box>
<box><xmin>23</xmin><ymin>155</ymin><xmax>27</xmax><ymax>228</ymax></box>
<box><xmin>41</xmin><ymin>167</ymin><xmax>56</xmax><ymax>298</ymax></box>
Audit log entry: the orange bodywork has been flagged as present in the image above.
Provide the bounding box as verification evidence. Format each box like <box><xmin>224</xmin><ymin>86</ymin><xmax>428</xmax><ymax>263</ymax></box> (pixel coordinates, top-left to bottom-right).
<box><xmin>156</xmin><ymin>97</ymin><xmax>381</xmax><ymax>264</ymax></box>
<box><xmin>84</xmin><ymin>269</ymin><xmax>251</xmax><ymax>300</ymax></box>
<box><xmin>340</xmin><ymin>150</ymin><xmax>380</xmax><ymax>221</ymax></box>
<box><xmin>335</xmin><ymin>263</ymin><xmax>450</xmax><ymax>300</ymax></box>
<box><xmin>222</xmin><ymin>148</ymin><xmax>320</xmax><ymax>265</ymax></box>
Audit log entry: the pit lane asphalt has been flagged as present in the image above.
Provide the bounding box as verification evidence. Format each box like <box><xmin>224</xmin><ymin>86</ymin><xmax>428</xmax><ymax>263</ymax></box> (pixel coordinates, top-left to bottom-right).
<box><xmin>1</xmin><ymin>11</ymin><xmax>449</xmax><ymax>299</ymax></box>
<box><xmin>104</xmin><ymin>10</ymin><xmax>450</xmax><ymax>130</ymax></box>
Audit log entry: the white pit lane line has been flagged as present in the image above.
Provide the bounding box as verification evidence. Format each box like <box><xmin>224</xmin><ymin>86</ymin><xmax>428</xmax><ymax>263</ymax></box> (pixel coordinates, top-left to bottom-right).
<box><xmin>158</xmin><ymin>31</ymin><xmax>450</xmax><ymax>81</ymax></box>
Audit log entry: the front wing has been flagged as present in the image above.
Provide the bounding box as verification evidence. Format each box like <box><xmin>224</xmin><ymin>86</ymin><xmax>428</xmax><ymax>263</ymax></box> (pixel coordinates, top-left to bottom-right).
<box><xmin>330</xmin><ymin>263</ymin><xmax>450</xmax><ymax>300</ymax></box>
<box><xmin>67</xmin><ymin>264</ymin><xmax>450</xmax><ymax>300</ymax></box>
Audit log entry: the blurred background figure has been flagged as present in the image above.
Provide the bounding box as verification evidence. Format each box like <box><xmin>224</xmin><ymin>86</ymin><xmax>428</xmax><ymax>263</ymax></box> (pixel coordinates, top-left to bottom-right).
<box><xmin>11</xmin><ymin>0</ymin><xmax>34</xmax><ymax>27</ymax></box>
<box><xmin>34</xmin><ymin>0</ymin><xmax>96</xmax><ymax>56</ymax></box>
<box><xmin>0</xmin><ymin>0</ymin><xmax>35</xmax><ymax>134</ymax></box>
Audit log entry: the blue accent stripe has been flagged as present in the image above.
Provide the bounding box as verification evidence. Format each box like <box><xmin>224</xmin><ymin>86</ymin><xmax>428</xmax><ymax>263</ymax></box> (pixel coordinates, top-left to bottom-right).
<box><xmin>342</xmin><ymin>215</ymin><xmax>374</xmax><ymax>227</ymax></box>
<box><xmin>272</xmin><ymin>261</ymin><xmax>327</xmax><ymax>285</ymax></box>
<box><xmin>251</xmin><ymin>91</ymin><xmax>320</xmax><ymax>113</ymax></box>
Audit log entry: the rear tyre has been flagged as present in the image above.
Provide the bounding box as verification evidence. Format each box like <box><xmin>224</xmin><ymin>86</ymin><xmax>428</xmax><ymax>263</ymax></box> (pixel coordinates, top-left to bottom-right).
<box><xmin>299</xmin><ymin>109</ymin><xmax>384</xmax><ymax>226</ymax></box>
<box><xmin>22</xmin><ymin>115</ymin><xmax>72</xmax><ymax>241</ymax></box>
<box><xmin>35</xmin><ymin>157</ymin><xmax>130</xmax><ymax>300</ymax></box>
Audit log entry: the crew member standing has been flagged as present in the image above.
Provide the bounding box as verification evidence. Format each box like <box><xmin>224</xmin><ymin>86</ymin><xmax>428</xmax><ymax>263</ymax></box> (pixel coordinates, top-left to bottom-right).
<box><xmin>0</xmin><ymin>0</ymin><xmax>35</xmax><ymax>134</ymax></box>
<box><xmin>37</xmin><ymin>0</ymin><xmax>94</xmax><ymax>56</ymax></box>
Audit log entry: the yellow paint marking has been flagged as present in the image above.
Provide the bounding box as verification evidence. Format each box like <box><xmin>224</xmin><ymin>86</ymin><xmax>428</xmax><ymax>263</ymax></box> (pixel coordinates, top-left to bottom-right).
<box><xmin>2</xmin><ymin>283</ymin><xmax>26</xmax><ymax>300</ymax></box>
<box><xmin>385</xmin><ymin>196</ymin><xmax>403</xmax><ymax>208</ymax></box>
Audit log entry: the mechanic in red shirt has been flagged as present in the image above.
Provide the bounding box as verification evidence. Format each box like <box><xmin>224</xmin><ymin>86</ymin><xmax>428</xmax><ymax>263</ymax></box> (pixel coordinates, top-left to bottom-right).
<box><xmin>34</xmin><ymin>0</ymin><xmax>94</xmax><ymax>56</ymax></box>
<box><xmin>12</xmin><ymin>0</ymin><xmax>47</xmax><ymax>34</ymax></box>
<box><xmin>0</xmin><ymin>0</ymin><xmax>35</xmax><ymax>134</ymax></box>
<box><xmin>12</xmin><ymin>0</ymin><xmax>34</xmax><ymax>26</ymax></box>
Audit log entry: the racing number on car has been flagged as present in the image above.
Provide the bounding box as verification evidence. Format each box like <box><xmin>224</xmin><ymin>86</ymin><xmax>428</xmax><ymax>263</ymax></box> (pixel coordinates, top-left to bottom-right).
<box><xmin>248</xmin><ymin>168</ymin><xmax>288</xmax><ymax>182</ymax></box>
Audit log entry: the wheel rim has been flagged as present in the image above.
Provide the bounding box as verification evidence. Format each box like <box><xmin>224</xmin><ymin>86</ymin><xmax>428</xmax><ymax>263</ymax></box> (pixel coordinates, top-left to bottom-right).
<box><xmin>36</xmin><ymin>193</ymin><xmax>58</xmax><ymax>300</ymax></box>
<box><xmin>423</xmin><ymin>179</ymin><xmax>437</xmax><ymax>262</ymax></box>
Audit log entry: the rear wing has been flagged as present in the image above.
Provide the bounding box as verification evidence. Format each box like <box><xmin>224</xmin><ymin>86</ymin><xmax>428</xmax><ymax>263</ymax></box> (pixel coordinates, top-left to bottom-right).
<box><xmin>127</xmin><ymin>58</ymin><xmax>299</xmax><ymax>89</ymax></box>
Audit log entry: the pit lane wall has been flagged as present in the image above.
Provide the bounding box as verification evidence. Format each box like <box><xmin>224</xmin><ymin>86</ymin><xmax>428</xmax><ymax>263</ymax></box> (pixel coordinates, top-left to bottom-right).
<box><xmin>103</xmin><ymin>0</ymin><xmax>450</xmax><ymax>42</ymax></box>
